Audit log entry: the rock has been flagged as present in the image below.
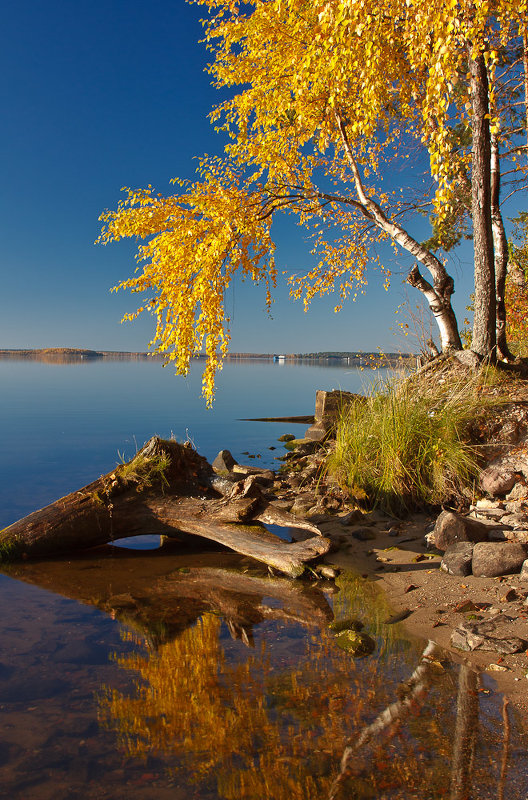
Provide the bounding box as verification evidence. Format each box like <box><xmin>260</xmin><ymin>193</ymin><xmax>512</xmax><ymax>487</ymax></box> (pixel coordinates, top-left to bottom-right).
<box><xmin>441</xmin><ymin>542</ymin><xmax>474</xmax><ymax>576</ymax></box>
<box><xmin>212</xmin><ymin>449</ymin><xmax>238</xmax><ymax>473</ymax></box>
<box><xmin>278</xmin><ymin>434</ymin><xmax>296</xmax><ymax>442</ymax></box>
<box><xmin>290</xmin><ymin>494</ymin><xmax>318</xmax><ymax>517</ymax></box>
<box><xmin>339</xmin><ymin>510</ymin><xmax>365</xmax><ymax>526</ymax></box>
<box><xmin>424</xmin><ymin>531</ymin><xmax>437</xmax><ymax>549</ymax></box>
<box><xmin>488</xmin><ymin>529</ymin><xmax>508</xmax><ymax>541</ymax></box>
<box><xmin>472</xmin><ymin>542</ymin><xmax>528</xmax><ymax>577</ymax></box>
<box><xmin>305</xmin><ymin>389</ymin><xmax>366</xmax><ymax>441</ymax></box>
<box><xmin>506</xmin><ymin>482</ymin><xmax>528</xmax><ymax>501</ymax></box>
<box><xmin>300</xmin><ymin>464</ymin><xmax>320</xmax><ymax>482</ymax></box>
<box><xmin>500</xmin><ymin>513</ymin><xmax>528</xmax><ymax>529</ymax></box>
<box><xmin>479</xmin><ymin>467</ymin><xmax>517</xmax><ymax>496</ymax></box>
<box><xmin>498</xmin><ymin>587</ymin><xmax>518</xmax><ymax>603</ymax></box>
<box><xmin>329</xmin><ymin>618</ymin><xmax>364</xmax><ymax>633</ymax></box>
<box><xmin>520</xmin><ymin>559</ymin><xmax>528</xmax><ymax>582</ymax></box>
<box><xmin>284</xmin><ymin>438</ymin><xmax>318</xmax><ymax>456</ymax></box>
<box><xmin>322</xmin><ymin>495</ymin><xmax>343</xmax><ymax>512</ymax></box>
<box><xmin>433</xmin><ymin>511</ymin><xmax>490</xmax><ymax>552</ymax></box>
<box><xmin>350</xmin><ymin>527</ymin><xmax>377</xmax><ymax>541</ymax></box>
<box><xmin>451</xmin><ymin>618</ymin><xmax>525</xmax><ymax>654</ymax></box>
<box><xmin>306</xmin><ymin>505</ymin><xmax>327</xmax><ymax>521</ymax></box>
<box><xmin>334</xmin><ymin>629</ymin><xmax>376</xmax><ymax>657</ymax></box>
<box><xmin>316</xmin><ymin>565</ymin><xmax>340</xmax><ymax>579</ymax></box>
<box><xmin>475</xmin><ymin>498</ymin><xmax>505</xmax><ymax>510</ymax></box>
<box><xmin>314</xmin><ymin>389</ymin><xmax>363</xmax><ymax>425</ymax></box>
<box><xmin>454</xmin><ymin>600</ymin><xmax>480</xmax><ymax>613</ymax></box>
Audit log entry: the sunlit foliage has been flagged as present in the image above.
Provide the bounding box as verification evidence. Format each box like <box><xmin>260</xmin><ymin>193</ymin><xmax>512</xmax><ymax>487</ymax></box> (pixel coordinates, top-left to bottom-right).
<box><xmin>99</xmin><ymin>0</ymin><xmax>527</xmax><ymax>401</ymax></box>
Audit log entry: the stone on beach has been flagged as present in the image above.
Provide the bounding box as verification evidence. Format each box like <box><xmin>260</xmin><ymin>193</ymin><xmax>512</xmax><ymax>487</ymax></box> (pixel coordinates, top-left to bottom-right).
<box><xmin>433</xmin><ymin>510</ymin><xmax>490</xmax><ymax>552</ymax></box>
<box><xmin>440</xmin><ymin>542</ymin><xmax>474</xmax><ymax>576</ymax></box>
<box><xmin>471</xmin><ymin>541</ymin><xmax>528</xmax><ymax>578</ymax></box>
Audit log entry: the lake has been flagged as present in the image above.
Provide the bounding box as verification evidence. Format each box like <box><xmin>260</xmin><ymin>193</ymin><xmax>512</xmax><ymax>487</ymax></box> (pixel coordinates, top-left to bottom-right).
<box><xmin>0</xmin><ymin>357</ymin><xmax>527</xmax><ymax>800</ymax></box>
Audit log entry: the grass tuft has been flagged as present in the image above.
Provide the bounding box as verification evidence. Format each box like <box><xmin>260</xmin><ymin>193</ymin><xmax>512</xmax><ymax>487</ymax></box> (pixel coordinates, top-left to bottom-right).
<box><xmin>326</xmin><ymin>367</ymin><xmax>504</xmax><ymax>515</ymax></box>
<box><xmin>117</xmin><ymin>451</ymin><xmax>171</xmax><ymax>490</ymax></box>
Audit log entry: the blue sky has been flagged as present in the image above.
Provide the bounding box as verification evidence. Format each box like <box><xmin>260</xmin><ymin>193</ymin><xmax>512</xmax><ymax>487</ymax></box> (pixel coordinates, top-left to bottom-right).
<box><xmin>1</xmin><ymin>0</ymin><xmax>478</xmax><ymax>354</ymax></box>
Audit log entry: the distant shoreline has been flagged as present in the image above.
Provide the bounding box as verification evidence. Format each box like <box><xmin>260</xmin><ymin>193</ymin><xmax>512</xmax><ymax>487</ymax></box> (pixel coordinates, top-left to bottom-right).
<box><xmin>0</xmin><ymin>348</ymin><xmax>413</xmax><ymax>367</ymax></box>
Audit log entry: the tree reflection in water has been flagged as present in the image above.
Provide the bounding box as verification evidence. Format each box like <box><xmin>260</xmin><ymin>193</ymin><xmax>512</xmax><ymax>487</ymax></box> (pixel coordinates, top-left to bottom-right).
<box><xmin>98</xmin><ymin>574</ymin><xmax>527</xmax><ymax>800</ymax></box>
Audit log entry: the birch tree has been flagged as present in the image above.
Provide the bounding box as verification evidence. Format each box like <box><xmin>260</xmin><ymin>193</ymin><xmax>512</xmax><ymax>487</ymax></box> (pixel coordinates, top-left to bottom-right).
<box><xmin>99</xmin><ymin>0</ymin><xmax>527</xmax><ymax>402</ymax></box>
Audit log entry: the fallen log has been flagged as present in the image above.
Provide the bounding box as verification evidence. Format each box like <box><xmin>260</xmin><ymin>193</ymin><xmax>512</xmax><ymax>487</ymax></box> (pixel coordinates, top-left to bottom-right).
<box><xmin>0</xmin><ymin>437</ymin><xmax>330</xmax><ymax>577</ymax></box>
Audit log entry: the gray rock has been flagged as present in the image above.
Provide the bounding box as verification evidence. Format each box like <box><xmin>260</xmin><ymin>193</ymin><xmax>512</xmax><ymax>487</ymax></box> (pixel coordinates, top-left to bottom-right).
<box><xmin>212</xmin><ymin>449</ymin><xmax>238</xmax><ymax>473</ymax></box>
<box><xmin>433</xmin><ymin>510</ymin><xmax>490</xmax><ymax>552</ymax></box>
<box><xmin>472</xmin><ymin>541</ymin><xmax>528</xmax><ymax>577</ymax></box>
<box><xmin>479</xmin><ymin>466</ymin><xmax>517</xmax><ymax>496</ymax></box>
<box><xmin>506</xmin><ymin>482</ymin><xmax>528</xmax><ymax>501</ymax></box>
<box><xmin>441</xmin><ymin>542</ymin><xmax>474</xmax><ymax>576</ymax></box>
<box><xmin>498</xmin><ymin>513</ymin><xmax>528</xmax><ymax>529</ymax></box>
<box><xmin>451</xmin><ymin>617</ymin><xmax>525</xmax><ymax>654</ymax></box>
<box><xmin>519</xmin><ymin>559</ymin><xmax>528</xmax><ymax>582</ymax></box>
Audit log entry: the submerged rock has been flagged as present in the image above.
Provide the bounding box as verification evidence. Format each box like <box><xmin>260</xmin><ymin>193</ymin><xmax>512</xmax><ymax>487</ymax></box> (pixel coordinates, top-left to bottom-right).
<box><xmin>334</xmin><ymin>629</ymin><xmax>376</xmax><ymax>657</ymax></box>
<box><xmin>451</xmin><ymin>617</ymin><xmax>526</xmax><ymax>654</ymax></box>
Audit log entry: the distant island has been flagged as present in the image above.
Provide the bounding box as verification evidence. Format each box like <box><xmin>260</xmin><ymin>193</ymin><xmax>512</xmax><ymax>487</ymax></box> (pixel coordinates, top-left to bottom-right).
<box><xmin>0</xmin><ymin>348</ymin><xmax>413</xmax><ymax>367</ymax></box>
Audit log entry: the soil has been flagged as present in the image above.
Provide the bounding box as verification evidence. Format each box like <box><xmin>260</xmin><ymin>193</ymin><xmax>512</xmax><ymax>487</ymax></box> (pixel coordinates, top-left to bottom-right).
<box><xmin>317</xmin><ymin>511</ymin><xmax>528</xmax><ymax>723</ymax></box>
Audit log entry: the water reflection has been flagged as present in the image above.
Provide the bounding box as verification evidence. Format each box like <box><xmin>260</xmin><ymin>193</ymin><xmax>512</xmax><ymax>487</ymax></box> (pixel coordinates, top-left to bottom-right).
<box><xmin>1</xmin><ymin>552</ymin><xmax>527</xmax><ymax>799</ymax></box>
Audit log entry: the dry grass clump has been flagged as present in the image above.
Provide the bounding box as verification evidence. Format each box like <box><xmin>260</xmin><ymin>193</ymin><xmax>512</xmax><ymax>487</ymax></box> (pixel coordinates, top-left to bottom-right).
<box><xmin>326</xmin><ymin>366</ymin><xmax>506</xmax><ymax>515</ymax></box>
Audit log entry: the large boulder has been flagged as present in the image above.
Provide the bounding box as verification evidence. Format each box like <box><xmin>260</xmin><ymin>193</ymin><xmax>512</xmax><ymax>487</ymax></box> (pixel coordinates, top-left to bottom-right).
<box><xmin>472</xmin><ymin>541</ymin><xmax>528</xmax><ymax>577</ymax></box>
<box><xmin>432</xmin><ymin>511</ymin><xmax>490</xmax><ymax>552</ymax></box>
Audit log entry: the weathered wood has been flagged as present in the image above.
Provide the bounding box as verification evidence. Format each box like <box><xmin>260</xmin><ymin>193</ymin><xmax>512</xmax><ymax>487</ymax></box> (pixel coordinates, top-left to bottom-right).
<box><xmin>0</xmin><ymin>437</ymin><xmax>330</xmax><ymax>577</ymax></box>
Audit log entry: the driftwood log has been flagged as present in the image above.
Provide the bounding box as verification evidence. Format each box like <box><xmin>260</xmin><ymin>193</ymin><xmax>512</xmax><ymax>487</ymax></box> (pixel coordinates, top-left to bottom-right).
<box><xmin>0</xmin><ymin>437</ymin><xmax>330</xmax><ymax>577</ymax></box>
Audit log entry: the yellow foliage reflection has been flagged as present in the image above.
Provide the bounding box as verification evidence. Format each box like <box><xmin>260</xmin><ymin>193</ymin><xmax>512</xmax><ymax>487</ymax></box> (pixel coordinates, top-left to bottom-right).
<box><xmin>98</xmin><ymin>606</ymin><xmax>467</xmax><ymax>800</ymax></box>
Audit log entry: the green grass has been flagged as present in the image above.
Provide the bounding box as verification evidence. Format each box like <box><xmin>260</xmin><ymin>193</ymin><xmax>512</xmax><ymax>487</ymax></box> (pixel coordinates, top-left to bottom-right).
<box><xmin>326</xmin><ymin>367</ymin><xmax>503</xmax><ymax>514</ymax></box>
<box><xmin>117</xmin><ymin>450</ymin><xmax>171</xmax><ymax>491</ymax></box>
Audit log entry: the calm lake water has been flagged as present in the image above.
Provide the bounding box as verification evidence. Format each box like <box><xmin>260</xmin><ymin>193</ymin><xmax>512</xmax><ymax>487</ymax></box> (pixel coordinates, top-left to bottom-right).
<box><xmin>0</xmin><ymin>357</ymin><xmax>527</xmax><ymax>800</ymax></box>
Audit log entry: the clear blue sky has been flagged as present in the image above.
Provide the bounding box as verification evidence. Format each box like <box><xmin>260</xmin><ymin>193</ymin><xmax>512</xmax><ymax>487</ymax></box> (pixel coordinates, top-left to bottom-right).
<box><xmin>1</xmin><ymin>0</ymin><xmax>478</xmax><ymax>354</ymax></box>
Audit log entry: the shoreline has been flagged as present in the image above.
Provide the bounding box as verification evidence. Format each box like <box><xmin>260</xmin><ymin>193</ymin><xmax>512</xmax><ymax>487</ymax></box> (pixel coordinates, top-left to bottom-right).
<box><xmin>307</xmin><ymin>509</ymin><xmax>528</xmax><ymax>725</ymax></box>
<box><xmin>0</xmin><ymin>347</ymin><xmax>412</xmax><ymax>368</ymax></box>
